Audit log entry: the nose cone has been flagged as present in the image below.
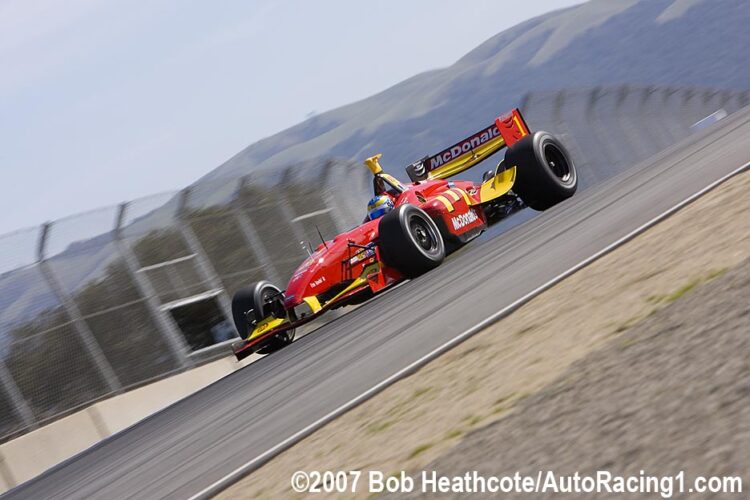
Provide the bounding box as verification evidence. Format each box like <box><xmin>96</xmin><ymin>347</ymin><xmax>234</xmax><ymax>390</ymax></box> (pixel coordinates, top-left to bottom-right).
<box><xmin>284</xmin><ymin>246</ymin><xmax>337</xmax><ymax>308</ymax></box>
<box><xmin>283</xmin><ymin>220</ymin><xmax>379</xmax><ymax>308</ymax></box>
<box><xmin>284</xmin><ymin>258</ymin><xmax>320</xmax><ymax>308</ymax></box>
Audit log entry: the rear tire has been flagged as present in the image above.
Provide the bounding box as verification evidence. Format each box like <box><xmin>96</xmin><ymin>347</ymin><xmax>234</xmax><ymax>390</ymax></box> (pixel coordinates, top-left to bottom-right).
<box><xmin>504</xmin><ymin>131</ymin><xmax>577</xmax><ymax>211</ymax></box>
<box><xmin>231</xmin><ymin>281</ymin><xmax>295</xmax><ymax>353</ymax></box>
<box><xmin>378</xmin><ymin>204</ymin><xmax>445</xmax><ymax>278</ymax></box>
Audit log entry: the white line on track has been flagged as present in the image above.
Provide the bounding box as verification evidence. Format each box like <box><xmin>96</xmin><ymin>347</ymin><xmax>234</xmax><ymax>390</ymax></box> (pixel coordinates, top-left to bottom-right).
<box><xmin>190</xmin><ymin>162</ymin><xmax>750</xmax><ymax>499</ymax></box>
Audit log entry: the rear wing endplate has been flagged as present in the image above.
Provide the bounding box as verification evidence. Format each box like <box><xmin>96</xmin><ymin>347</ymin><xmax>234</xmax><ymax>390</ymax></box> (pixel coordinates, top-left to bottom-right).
<box><xmin>405</xmin><ymin>108</ymin><xmax>530</xmax><ymax>182</ymax></box>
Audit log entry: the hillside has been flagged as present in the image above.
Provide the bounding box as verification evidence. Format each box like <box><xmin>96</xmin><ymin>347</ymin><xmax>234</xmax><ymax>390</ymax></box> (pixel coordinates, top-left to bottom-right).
<box><xmin>202</xmin><ymin>0</ymin><xmax>750</xmax><ymax>182</ymax></box>
<box><xmin>4</xmin><ymin>0</ymin><xmax>750</xmax><ymax>331</ymax></box>
<box><xmin>2</xmin><ymin>0</ymin><xmax>750</xmax><ymax>443</ymax></box>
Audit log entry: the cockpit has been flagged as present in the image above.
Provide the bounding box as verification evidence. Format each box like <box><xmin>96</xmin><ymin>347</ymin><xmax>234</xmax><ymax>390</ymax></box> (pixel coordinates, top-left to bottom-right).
<box><xmin>373</xmin><ymin>173</ymin><xmax>405</xmax><ymax>197</ymax></box>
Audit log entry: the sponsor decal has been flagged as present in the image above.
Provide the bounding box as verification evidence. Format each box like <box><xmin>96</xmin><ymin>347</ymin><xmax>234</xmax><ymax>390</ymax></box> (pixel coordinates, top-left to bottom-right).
<box><xmin>349</xmin><ymin>247</ymin><xmax>375</xmax><ymax>265</ymax></box>
<box><xmin>405</xmin><ymin>155</ymin><xmax>431</xmax><ymax>182</ymax></box>
<box><xmin>409</xmin><ymin>160</ymin><xmax>426</xmax><ymax>177</ymax></box>
<box><xmin>255</xmin><ymin>319</ymin><xmax>273</xmax><ymax>333</ymax></box>
<box><xmin>429</xmin><ymin>125</ymin><xmax>499</xmax><ymax>170</ymax></box>
<box><xmin>451</xmin><ymin>209</ymin><xmax>479</xmax><ymax>231</ymax></box>
<box><xmin>348</xmin><ymin>243</ymin><xmax>376</xmax><ymax>265</ymax></box>
<box><xmin>310</xmin><ymin>276</ymin><xmax>326</xmax><ymax>289</ymax></box>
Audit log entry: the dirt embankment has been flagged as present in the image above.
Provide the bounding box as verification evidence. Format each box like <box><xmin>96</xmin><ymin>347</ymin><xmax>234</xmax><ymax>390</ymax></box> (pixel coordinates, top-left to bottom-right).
<box><xmin>219</xmin><ymin>171</ymin><xmax>750</xmax><ymax>499</ymax></box>
<box><xmin>406</xmin><ymin>255</ymin><xmax>750</xmax><ymax>498</ymax></box>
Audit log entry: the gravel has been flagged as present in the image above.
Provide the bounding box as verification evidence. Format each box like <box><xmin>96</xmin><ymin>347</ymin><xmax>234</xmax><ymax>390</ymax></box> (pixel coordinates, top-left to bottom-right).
<box><xmin>409</xmin><ymin>257</ymin><xmax>750</xmax><ymax>499</ymax></box>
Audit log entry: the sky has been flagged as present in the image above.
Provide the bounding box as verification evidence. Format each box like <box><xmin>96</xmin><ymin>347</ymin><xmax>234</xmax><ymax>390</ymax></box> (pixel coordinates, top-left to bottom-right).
<box><xmin>1</xmin><ymin>0</ymin><xmax>584</xmax><ymax>236</ymax></box>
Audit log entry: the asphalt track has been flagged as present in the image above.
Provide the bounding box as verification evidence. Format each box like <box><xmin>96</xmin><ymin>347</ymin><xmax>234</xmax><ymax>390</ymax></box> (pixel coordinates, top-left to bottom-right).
<box><xmin>7</xmin><ymin>106</ymin><xmax>750</xmax><ymax>499</ymax></box>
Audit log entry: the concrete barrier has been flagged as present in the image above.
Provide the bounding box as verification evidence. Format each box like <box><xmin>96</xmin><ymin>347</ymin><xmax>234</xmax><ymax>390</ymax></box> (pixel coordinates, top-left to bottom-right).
<box><xmin>0</xmin><ymin>354</ymin><xmax>257</xmax><ymax>493</ymax></box>
<box><xmin>93</xmin><ymin>357</ymin><xmax>237</xmax><ymax>436</ymax></box>
<box><xmin>0</xmin><ymin>407</ymin><xmax>105</xmax><ymax>489</ymax></box>
<box><xmin>0</xmin><ymin>447</ymin><xmax>20</xmax><ymax>492</ymax></box>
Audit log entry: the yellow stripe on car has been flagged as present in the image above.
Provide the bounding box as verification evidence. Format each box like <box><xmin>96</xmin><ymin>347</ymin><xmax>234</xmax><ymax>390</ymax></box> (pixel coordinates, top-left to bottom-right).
<box><xmin>427</xmin><ymin>135</ymin><xmax>506</xmax><ymax>181</ymax></box>
<box><xmin>444</xmin><ymin>190</ymin><xmax>461</xmax><ymax>202</ymax></box>
<box><xmin>434</xmin><ymin>195</ymin><xmax>455</xmax><ymax>212</ymax></box>
<box><xmin>303</xmin><ymin>296</ymin><xmax>322</xmax><ymax>314</ymax></box>
<box><xmin>453</xmin><ymin>188</ymin><xmax>473</xmax><ymax>206</ymax></box>
<box><xmin>513</xmin><ymin>115</ymin><xmax>528</xmax><ymax>136</ymax></box>
<box><xmin>249</xmin><ymin>316</ymin><xmax>287</xmax><ymax>340</ymax></box>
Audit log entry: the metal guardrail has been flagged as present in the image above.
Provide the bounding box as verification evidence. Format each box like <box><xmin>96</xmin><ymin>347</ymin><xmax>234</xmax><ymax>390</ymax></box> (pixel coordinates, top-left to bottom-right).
<box><xmin>0</xmin><ymin>85</ymin><xmax>745</xmax><ymax>442</ymax></box>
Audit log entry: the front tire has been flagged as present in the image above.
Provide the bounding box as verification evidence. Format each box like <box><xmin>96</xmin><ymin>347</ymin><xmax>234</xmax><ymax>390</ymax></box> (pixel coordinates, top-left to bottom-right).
<box><xmin>378</xmin><ymin>204</ymin><xmax>445</xmax><ymax>278</ymax></box>
<box><xmin>231</xmin><ymin>281</ymin><xmax>295</xmax><ymax>353</ymax></box>
<box><xmin>505</xmin><ymin>131</ymin><xmax>577</xmax><ymax>211</ymax></box>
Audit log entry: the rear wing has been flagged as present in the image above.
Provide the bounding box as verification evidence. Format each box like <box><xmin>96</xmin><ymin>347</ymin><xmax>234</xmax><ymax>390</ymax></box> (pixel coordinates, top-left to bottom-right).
<box><xmin>405</xmin><ymin>108</ymin><xmax>530</xmax><ymax>182</ymax></box>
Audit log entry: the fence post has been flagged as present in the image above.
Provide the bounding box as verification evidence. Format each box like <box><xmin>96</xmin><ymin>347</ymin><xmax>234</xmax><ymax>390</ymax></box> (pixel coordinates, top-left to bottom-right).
<box><xmin>612</xmin><ymin>85</ymin><xmax>648</xmax><ymax>158</ymax></box>
<box><xmin>320</xmin><ymin>160</ymin><xmax>355</xmax><ymax>234</ymax></box>
<box><xmin>176</xmin><ymin>188</ymin><xmax>234</xmax><ymax>323</ymax></box>
<box><xmin>549</xmin><ymin>90</ymin><xmax>589</xmax><ymax>177</ymax></box>
<box><xmin>334</xmin><ymin>160</ymin><xmax>370</xmax><ymax>226</ymax></box>
<box><xmin>113</xmin><ymin>203</ymin><xmax>193</xmax><ymax>369</ymax></box>
<box><xmin>641</xmin><ymin>86</ymin><xmax>674</xmax><ymax>151</ymax></box>
<box><xmin>702</xmin><ymin>88</ymin><xmax>717</xmax><ymax>106</ymax></box>
<box><xmin>36</xmin><ymin>223</ymin><xmax>122</xmax><ymax>393</ymax></box>
<box><xmin>586</xmin><ymin>87</ymin><xmax>621</xmax><ymax>176</ymax></box>
<box><xmin>272</xmin><ymin>169</ymin><xmax>313</xmax><ymax>253</ymax></box>
<box><xmin>680</xmin><ymin>88</ymin><xmax>701</xmax><ymax>125</ymax></box>
<box><xmin>231</xmin><ymin>177</ymin><xmax>282</xmax><ymax>284</ymax></box>
<box><xmin>658</xmin><ymin>87</ymin><xmax>687</xmax><ymax>143</ymax></box>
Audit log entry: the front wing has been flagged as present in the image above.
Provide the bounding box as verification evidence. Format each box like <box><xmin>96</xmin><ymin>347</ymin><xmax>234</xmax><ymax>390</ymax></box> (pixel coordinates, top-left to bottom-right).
<box><xmin>233</xmin><ymin>262</ymin><xmax>389</xmax><ymax>360</ymax></box>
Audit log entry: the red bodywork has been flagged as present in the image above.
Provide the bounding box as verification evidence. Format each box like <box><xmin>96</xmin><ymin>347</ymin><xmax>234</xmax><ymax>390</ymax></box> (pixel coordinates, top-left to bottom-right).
<box><xmin>234</xmin><ymin>109</ymin><xmax>529</xmax><ymax>359</ymax></box>
<box><xmin>234</xmin><ymin>179</ymin><xmax>488</xmax><ymax>359</ymax></box>
<box><xmin>285</xmin><ymin>178</ymin><xmax>485</xmax><ymax>303</ymax></box>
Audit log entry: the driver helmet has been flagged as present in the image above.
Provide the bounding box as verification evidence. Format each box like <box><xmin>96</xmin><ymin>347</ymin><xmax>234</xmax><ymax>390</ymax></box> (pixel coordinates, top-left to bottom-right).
<box><xmin>367</xmin><ymin>195</ymin><xmax>394</xmax><ymax>220</ymax></box>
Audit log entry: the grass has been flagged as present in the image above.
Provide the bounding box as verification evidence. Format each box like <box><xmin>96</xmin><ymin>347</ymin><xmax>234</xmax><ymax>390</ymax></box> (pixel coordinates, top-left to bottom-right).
<box><xmin>494</xmin><ymin>393</ymin><xmax>515</xmax><ymax>406</ymax></box>
<box><xmin>412</xmin><ymin>387</ymin><xmax>432</xmax><ymax>398</ymax></box>
<box><xmin>491</xmin><ymin>391</ymin><xmax>531</xmax><ymax>417</ymax></box>
<box><xmin>366</xmin><ymin>420</ymin><xmax>393</xmax><ymax>434</ymax></box>
<box><xmin>648</xmin><ymin>268</ymin><xmax>727</xmax><ymax>305</ymax></box>
<box><xmin>664</xmin><ymin>279</ymin><xmax>701</xmax><ymax>302</ymax></box>
<box><xmin>492</xmin><ymin>405</ymin><xmax>511</xmax><ymax>416</ymax></box>
<box><xmin>408</xmin><ymin>442</ymin><xmax>434</xmax><ymax>459</ymax></box>
<box><xmin>463</xmin><ymin>414</ymin><xmax>484</xmax><ymax>426</ymax></box>
<box><xmin>385</xmin><ymin>397</ymin><xmax>417</xmax><ymax>419</ymax></box>
<box><xmin>618</xmin><ymin>268</ymin><xmax>730</xmax><ymax>337</ymax></box>
<box><xmin>456</xmin><ymin>344</ymin><xmax>489</xmax><ymax>359</ymax></box>
<box><xmin>619</xmin><ymin>336</ymin><xmax>642</xmax><ymax>350</ymax></box>
<box><xmin>382</xmin><ymin>386</ymin><xmax>435</xmax><ymax>420</ymax></box>
<box><xmin>464</xmin><ymin>381</ymin><xmax>482</xmax><ymax>395</ymax></box>
<box><xmin>444</xmin><ymin>429</ymin><xmax>463</xmax><ymax>440</ymax></box>
<box><xmin>627</xmin><ymin>268</ymin><xmax>665</xmax><ymax>285</ymax></box>
<box><xmin>612</xmin><ymin>314</ymin><xmax>646</xmax><ymax>334</ymax></box>
<box><xmin>515</xmin><ymin>324</ymin><xmax>538</xmax><ymax>337</ymax></box>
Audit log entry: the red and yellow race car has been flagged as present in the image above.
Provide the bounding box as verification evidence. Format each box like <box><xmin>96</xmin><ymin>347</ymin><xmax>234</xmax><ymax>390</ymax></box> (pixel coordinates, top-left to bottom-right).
<box><xmin>232</xmin><ymin>109</ymin><xmax>577</xmax><ymax>359</ymax></box>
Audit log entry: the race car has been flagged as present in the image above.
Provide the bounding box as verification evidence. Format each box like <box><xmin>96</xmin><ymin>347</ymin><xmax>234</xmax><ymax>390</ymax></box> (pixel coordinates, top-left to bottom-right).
<box><xmin>231</xmin><ymin>108</ymin><xmax>577</xmax><ymax>360</ymax></box>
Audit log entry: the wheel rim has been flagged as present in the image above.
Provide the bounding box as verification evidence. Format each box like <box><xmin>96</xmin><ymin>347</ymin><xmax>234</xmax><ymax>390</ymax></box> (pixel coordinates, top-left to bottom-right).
<box><xmin>259</xmin><ymin>287</ymin><xmax>276</xmax><ymax>315</ymax></box>
<box><xmin>543</xmin><ymin>143</ymin><xmax>571</xmax><ymax>183</ymax></box>
<box><xmin>409</xmin><ymin>215</ymin><xmax>439</xmax><ymax>255</ymax></box>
